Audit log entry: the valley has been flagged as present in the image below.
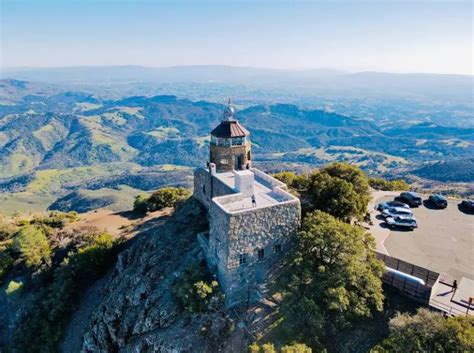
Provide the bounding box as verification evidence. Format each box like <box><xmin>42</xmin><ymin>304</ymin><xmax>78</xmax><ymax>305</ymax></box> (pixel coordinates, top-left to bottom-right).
<box><xmin>0</xmin><ymin>77</ymin><xmax>473</xmax><ymax>215</ymax></box>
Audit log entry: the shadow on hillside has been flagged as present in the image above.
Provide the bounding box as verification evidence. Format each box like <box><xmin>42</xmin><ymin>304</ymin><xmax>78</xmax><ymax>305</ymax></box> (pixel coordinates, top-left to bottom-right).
<box><xmin>126</xmin><ymin>198</ymin><xmax>208</xmax><ymax>244</ymax></box>
<box><xmin>113</xmin><ymin>210</ymin><xmax>144</xmax><ymax>220</ymax></box>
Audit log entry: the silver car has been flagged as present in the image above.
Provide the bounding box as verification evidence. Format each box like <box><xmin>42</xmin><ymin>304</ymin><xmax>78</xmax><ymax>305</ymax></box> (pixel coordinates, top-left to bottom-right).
<box><xmin>382</xmin><ymin>207</ymin><xmax>413</xmax><ymax>219</ymax></box>
<box><xmin>386</xmin><ymin>216</ymin><xmax>418</xmax><ymax>230</ymax></box>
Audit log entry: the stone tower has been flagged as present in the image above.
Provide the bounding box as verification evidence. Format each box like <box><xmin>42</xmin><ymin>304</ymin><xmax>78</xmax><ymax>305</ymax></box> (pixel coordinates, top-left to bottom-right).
<box><xmin>209</xmin><ymin>101</ymin><xmax>252</xmax><ymax>172</ymax></box>
<box><xmin>193</xmin><ymin>102</ymin><xmax>301</xmax><ymax>307</ymax></box>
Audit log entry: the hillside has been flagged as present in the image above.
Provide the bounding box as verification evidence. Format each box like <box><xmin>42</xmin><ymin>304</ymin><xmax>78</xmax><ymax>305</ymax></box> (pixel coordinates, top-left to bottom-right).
<box><xmin>412</xmin><ymin>158</ymin><xmax>474</xmax><ymax>183</ymax></box>
<box><xmin>1</xmin><ymin>79</ymin><xmax>473</xmax><ymax>215</ymax></box>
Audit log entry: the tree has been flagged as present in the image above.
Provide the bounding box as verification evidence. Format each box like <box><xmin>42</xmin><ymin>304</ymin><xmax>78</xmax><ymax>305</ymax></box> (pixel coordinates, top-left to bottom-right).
<box><xmin>273</xmin><ymin>172</ymin><xmax>309</xmax><ymax>191</ymax></box>
<box><xmin>307</xmin><ymin>163</ymin><xmax>370</xmax><ymax>221</ymax></box>
<box><xmin>147</xmin><ymin>187</ymin><xmax>191</xmax><ymax>211</ymax></box>
<box><xmin>13</xmin><ymin>226</ymin><xmax>51</xmax><ymax>268</ymax></box>
<box><xmin>133</xmin><ymin>193</ymin><xmax>149</xmax><ymax>213</ymax></box>
<box><xmin>280</xmin><ymin>211</ymin><xmax>384</xmax><ymax>349</ymax></box>
<box><xmin>373</xmin><ymin>308</ymin><xmax>474</xmax><ymax>352</ymax></box>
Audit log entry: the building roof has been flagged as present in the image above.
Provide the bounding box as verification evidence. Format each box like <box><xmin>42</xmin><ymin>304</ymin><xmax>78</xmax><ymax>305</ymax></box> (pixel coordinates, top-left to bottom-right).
<box><xmin>212</xmin><ymin>168</ymin><xmax>299</xmax><ymax>213</ymax></box>
<box><xmin>210</xmin><ymin>120</ymin><xmax>250</xmax><ymax>138</ymax></box>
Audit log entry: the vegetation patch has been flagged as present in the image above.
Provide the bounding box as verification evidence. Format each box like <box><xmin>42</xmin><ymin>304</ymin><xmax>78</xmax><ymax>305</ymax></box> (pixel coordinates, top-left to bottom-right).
<box><xmin>372</xmin><ymin>308</ymin><xmax>474</xmax><ymax>352</ymax></box>
<box><xmin>275</xmin><ymin>162</ymin><xmax>371</xmax><ymax>221</ymax></box>
<box><xmin>133</xmin><ymin>186</ymin><xmax>191</xmax><ymax>213</ymax></box>
<box><xmin>5</xmin><ymin>280</ymin><xmax>23</xmax><ymax>295</ymax></box>
<box><xmin>172</xmin><ymin>263</ymin><xmax>223</xmax><ymax>314</ymax></box>
<box><xmin>249</xmin><ymin>342</ymin><xmax>312</xmax><ymax>353</ymax></box>
<box><xmin>8</xmin><ymin>228</ymin><xmax>122</xmax><ymax>353</ymax></box>
<box><xmin>369</xmin><ymin>178</ymin><xmax>409</xmax><ymax>191</ymax></box>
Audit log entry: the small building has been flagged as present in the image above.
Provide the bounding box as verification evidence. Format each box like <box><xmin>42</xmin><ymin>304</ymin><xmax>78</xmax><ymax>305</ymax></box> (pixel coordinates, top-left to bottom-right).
<box><xmin>194</xmin><ymin>101</ymin><xmax>301</xmax><ymax>307</ymax></box>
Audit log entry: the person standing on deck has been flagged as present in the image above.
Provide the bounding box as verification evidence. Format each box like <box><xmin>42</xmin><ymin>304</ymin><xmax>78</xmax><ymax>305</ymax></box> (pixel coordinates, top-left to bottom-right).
<box><xmin>251</xmin><ymin>194</ymin><xmax>256</xmax><ymax>207</ymax></box>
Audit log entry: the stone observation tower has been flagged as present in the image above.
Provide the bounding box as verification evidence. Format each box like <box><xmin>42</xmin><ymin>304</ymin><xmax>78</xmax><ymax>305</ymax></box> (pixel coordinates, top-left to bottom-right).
<box><xmin>209</xmin><ymin>100</ymin><xmax>252</xmax><ymax>172</ymax></box>
<box><xmin>194</xmin><ymin>100</ymin><xmax>301</xmax><ymax>307</ymax></box>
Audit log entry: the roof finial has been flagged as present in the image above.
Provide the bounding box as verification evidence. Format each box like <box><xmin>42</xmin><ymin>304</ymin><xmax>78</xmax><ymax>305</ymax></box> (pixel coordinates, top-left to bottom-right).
<box><xmin>223</xmin><ymin>98</ymin><xmax>235</xmax><ymax>121</ymax></box>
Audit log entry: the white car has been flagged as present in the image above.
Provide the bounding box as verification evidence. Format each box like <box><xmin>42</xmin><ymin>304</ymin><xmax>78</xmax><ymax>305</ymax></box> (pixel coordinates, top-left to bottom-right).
<box><xmin>386</xmin><ymin>216</ymin><xmax>418</xmax><ymax>230</ymax></box>
<box><xmin>382</xmin><ymin>207</ymin><xmax>413</xmax><ymax>219</ymax></box>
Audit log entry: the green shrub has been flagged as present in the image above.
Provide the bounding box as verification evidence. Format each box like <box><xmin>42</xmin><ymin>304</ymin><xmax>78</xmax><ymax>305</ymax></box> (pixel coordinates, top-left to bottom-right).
<box><xmin>147</xmin><ymin>187</ymin><xmax>191</xmax><ymax>211</ymax></box>
<box><xmin>250</xmin><ymin>343</ymin><xmax>312</xmax><ymax>353</ymax></box>
<box><xmin>31</xmin><ymin>211</ymin><xmax>79</xmax><ymax>229</ymax></box>
<box><xmin>172</xmin><ymin>264</ymin><xmax>222</xmax><ymax>313</ymax></box>
<box><xmin>5</xmin><ymin>280</ymin><xmax>23</xmax><ymax>295</ymax></box>
<box><xmin>369</xmin><ymin>178</ymin><xmax>409</xmax><ymax>191</ymax></box>
<box><xmin>13</xmin><ymin>225</ymin><xmax>51</xmax><ymax>268</ymax></box>
<box><xmin>133</xmin><ymin>193</ymin><xmax>149</xmax><ymax>213</ymax></box>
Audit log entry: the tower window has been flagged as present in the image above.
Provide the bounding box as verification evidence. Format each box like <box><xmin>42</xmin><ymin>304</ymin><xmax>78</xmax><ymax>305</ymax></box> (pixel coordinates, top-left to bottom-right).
<box><xmin>239</xmin><ymin>253</ymin><xmax>247</xmax><ymax>266</ymax></box>
<box><xmin>232</xmin><ymin>137</ymin><xmax>244</xmax><ymax>146</ymax></box>
<box><xmin>202</xmin><ymin>184</ymin><xmax>206</xmax><ymax>193</ymax></box>
<box><xmin>274</xmin><ymin>244</ymin><xmax>282</xmax><ymax>253</ymax></box>
<box><xmin>247</xmin><ymin>151</ymin><xmax>251</xmax><ymax>160</ymax></box>
<box><xmin>258</xmin><ymin>248</ymin><xmax>265</xmax><ymax>260</ymax></box>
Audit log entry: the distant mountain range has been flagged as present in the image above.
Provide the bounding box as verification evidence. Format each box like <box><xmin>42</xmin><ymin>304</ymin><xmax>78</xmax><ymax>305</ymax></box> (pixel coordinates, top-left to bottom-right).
<box><xmin>3</xmin><ymin>66</ymin><xmax>471</xmax><ymax>97</ymax></box>
<box><xmin>3</xmin><ymin>66</ymin><xmax>473</xmax><ymax>128</ymax></box>
<box><xmin>0</xmin><ymin>78</ymin><xmax>472</xmax><ymax>214</ymax></box>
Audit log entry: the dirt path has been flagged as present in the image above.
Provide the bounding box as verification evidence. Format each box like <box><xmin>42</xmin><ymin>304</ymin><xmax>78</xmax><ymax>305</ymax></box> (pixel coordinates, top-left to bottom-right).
<box><xmin>60</xmin><ymin>274</ymin><xmax>110</xmax><ymax>353</ymax></box>
<box><xmin>66</xmin><ymin>208</ymin><xmax>172</xmax><ymax>238</ymax></box>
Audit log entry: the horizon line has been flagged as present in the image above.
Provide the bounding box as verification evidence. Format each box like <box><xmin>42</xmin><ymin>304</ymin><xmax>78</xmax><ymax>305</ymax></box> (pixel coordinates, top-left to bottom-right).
<box><xmin>2</xmin><ymin>64</ymin><xmax>472</xmax><ymax>77</ymax></box>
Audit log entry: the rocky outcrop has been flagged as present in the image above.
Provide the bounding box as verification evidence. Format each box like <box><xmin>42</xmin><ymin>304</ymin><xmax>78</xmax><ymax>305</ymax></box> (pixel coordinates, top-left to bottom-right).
<box><xmin>77</xmin><ymin>200</ymin><xmax>235</xmax><ymax>353</ymax></box>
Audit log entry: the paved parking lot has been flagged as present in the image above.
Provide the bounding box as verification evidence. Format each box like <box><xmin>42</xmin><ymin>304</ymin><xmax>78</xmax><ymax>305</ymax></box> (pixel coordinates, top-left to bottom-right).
<box><xmin>370</xmin><ymin>194</ymin><xmax>474</xmax><ymax>280</ymax></box>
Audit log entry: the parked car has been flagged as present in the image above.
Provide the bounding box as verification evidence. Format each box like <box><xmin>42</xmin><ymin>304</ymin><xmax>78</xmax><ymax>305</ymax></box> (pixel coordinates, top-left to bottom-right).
<box><xmin>382</xmin><ymin>207</ymin><xmax>413</xmax><ymax>219</ymax></box>
<box><xmin>460</xmin><ymin>199</ymin><xmax>474</xmax><ymax>212</ymax></box>
<box><xmin>376</xmin><ymin>200</ymin><xmax>410</xmax><ymax>211</ymax></box>
<box><xmin>429</xmin><ymin>194</ymin><xmax>448</xmax><ymax>208</ymax></box>
<box><xmin>397</xmin><ymin>192</ymin><xmax>423</xmax><ymax>207</ymax></box>
<box><xmin>385</xmin><ymin>216</ymin><xmax>418</xmax><ymax>230</ymax></box>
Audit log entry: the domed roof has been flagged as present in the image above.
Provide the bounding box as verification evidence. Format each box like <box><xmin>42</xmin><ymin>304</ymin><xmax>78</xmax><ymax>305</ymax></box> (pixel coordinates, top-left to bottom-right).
<box><xmin>223</xmin><ymin>105</ymin><xmax>235</xmax><ymax>121</ymax></box>
<box><xmin>210</xmin><ymin>99</ymin><xmax>250</xmax><ymax>138</ymax></box>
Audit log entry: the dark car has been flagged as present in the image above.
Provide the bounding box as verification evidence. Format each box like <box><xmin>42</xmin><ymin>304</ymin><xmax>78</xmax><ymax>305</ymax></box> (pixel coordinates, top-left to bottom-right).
<box><xmin>429</xmin><ymin>194</ymin><xmax>448</xmax><ymax>208</ymax></box>
<box><xmin>460</xmin><ymin>199</ymin><xmax>474</xmax><ymax>212</ymax></box>
<box><xmin>397</xmin><ymin>192</ymin><xmax>423</xmax><ymax>207</ymax></box>
<box><xmin>376</xmin><ymin>200</ymin><xmax>410</xmax><ymax>211</ymax></box>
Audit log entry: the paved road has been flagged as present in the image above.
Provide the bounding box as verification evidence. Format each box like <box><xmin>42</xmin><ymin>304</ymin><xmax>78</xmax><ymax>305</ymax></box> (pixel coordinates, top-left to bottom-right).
<box><xmin>371</xmin><ymin>194</ymin><xmax>473</xmax><ymax>280</ymax></box>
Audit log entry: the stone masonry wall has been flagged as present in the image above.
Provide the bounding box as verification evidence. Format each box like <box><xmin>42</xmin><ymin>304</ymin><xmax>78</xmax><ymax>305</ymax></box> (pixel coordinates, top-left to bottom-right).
<box><xmin>193</xmin><ymin>168</ymin><xmax>235</xmax><ymax>210</ymax></box>
<box><xmin>209</xmin><ymin>200</ymin><xmax>301</xmax><ymax>306</ymax></box>
<box><xmin>210</xmin><ymin>142</ymin><xmax>251</xmax><ymax>172</ymax></box>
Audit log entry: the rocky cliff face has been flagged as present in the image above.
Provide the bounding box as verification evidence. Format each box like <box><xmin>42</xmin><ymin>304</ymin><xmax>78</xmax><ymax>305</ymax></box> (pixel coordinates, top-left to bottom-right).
<box><xmin>72</xmin><ymin>200</ymin><xmax>236</xmax><ymax>353</ymax></box>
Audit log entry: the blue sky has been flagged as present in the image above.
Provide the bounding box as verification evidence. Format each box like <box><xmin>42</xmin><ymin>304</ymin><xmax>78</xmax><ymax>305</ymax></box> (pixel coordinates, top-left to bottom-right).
<box><xmin>1</xmin><ymin>0</ymin><xmax>472</xmax><ymax>74</ymax></box>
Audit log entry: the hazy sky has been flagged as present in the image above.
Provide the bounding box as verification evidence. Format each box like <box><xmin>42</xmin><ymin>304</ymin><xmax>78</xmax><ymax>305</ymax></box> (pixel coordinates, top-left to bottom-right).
<box><xmin>1</xmin><ymin>0</ymin><xmax>472</xmax><ymax>74</ymax></box>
